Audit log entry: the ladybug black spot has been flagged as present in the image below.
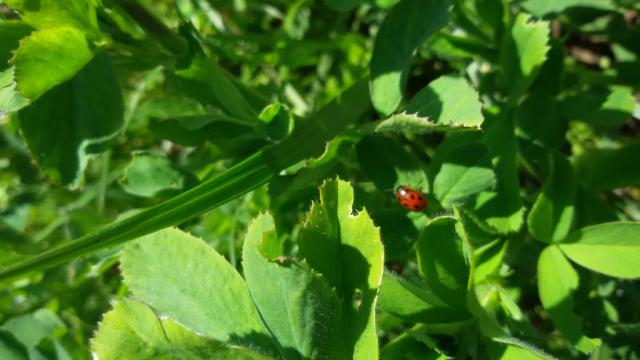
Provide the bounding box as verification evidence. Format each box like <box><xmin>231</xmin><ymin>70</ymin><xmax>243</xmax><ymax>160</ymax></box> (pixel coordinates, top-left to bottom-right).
<box><xmin>418</xmin><ymin>195</ymin><xmax>423</xmax><ymax>201</ymax></box>
<box><xmin>410</xmin><ymin>194</ymin><xmax>415</xmax><ymax>200</ymax></box>
<box><xmin>413</xmin><ymin>204</ymin><xmax>421</xmax><ymax>210</ymax></box>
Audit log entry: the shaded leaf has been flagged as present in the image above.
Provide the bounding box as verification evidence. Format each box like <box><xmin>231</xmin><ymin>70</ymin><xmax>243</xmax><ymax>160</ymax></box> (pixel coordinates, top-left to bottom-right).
<box><xmin>18</xmin><ymin>53</ymin><xmax>123</xmax><ymax>188</ymax></box>
<box><xmin>573</xmin><ymin>144</ymin><xmax>640</xmax><ymax>191</ymax></box>
<box><xmin>416</xmin><ymin>216</ymin><xmax>469</xmax><ymax>310</ymax></box>
<box><xmin>298</xmin><ymin>178</ymin><xmax>384</xmax><ymax>359</ymax></box>
<box><xmin>522</xmin><ymin>0</ymin><xmax>615</xmax><ymax>18</ymax></box>
<box><xmin>242</xmin><ymin>213</ymin><xmax>343</xmax><ymax>359</ymax></box>
<box><xmin>370</xmin><ymin>0</ymin><xmax>450</xmax><ymax>114</ymax></box>
<box><xmin>379</xmin><ymin>272</ymin><xmax>471</xmax><ymax>324</ymax></box>
<box><xmin>562</xmin><ymin>86</ymin><xmax>635</xmax><ymax>124</ymax></box>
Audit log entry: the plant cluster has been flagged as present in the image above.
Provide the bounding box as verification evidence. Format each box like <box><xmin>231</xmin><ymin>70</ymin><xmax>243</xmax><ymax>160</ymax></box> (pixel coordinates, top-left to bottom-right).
<box><xmin>0</xmin><ymin>0</ymin><xmax>639</xmax><ymax>359</ymax></box>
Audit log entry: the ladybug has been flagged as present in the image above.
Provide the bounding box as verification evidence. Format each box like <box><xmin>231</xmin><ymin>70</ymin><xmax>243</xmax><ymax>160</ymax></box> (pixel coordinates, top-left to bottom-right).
<box><xmin>395</xmin><ymin>185</ymin><xmax>427</xmax><ymax>212</ymax></box>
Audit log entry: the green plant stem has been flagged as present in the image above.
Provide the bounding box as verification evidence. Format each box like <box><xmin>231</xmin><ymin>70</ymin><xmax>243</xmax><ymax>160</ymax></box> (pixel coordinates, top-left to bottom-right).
<box><xmin>0</xmin><ymin>80</ymin><xmax>370</xmax><ymax>282</ymax></box>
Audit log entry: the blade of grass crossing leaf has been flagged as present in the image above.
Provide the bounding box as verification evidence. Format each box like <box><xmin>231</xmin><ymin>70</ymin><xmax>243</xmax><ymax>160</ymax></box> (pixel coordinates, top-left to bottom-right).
<box><xmin>0</xmin><ymin>80</ymin><xmax>371</xmax><ymax>282</ymax></box>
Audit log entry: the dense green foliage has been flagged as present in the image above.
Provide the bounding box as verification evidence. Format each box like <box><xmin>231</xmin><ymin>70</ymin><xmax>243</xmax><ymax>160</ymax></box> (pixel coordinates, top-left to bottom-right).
<box><xmin>1</xmin><ymin>0</ymin><xmax>640</xmax><ymax>359</ymax></box>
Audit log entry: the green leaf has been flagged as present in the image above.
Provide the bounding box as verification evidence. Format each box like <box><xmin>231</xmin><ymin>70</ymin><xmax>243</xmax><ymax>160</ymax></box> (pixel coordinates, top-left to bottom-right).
<box><xmin>573</xmin><ymin>144</ymin><xmax>640</xmax><ymax>191</ymax></box>
<box><xmin>528</xmin><ymin>152</ymin><xmax>575</xmax><ymax>243</ymax></box>
<box><xmin>3</xmin><ymin>0</ymin><xmax>99</xmax><ymax>33</ymax></box>
<box><xmin>242</xmin><ymin>213</ymin><xmax>343</xmax><ymax>359</ymax></box>
<box><xmin>298</xmin><ymin>178</ymin><xmax>384</xmax><ymax>359</ymax></box>
<box><xmin>515</xmin><ymin>93</ymin><xmax>566</xmax><ymax>149</ymax></box>
<box><xmin>416</xmin><ymin>216</ymin><xmax>469</xmax><ymax>309</ymax></box>
<box><xmin>537</xmin><ymin>246</ymin><xmax>600</xmax><ymax>353</ymax></box>
<box><xmin>175</xmin><ymin>54</ymin><xmax>258</xmax><ymax>123</ymax></box>
<box><xmin>522</xmin><ymin>0</ymin><xmax>615</xmax><ymax>18</ymax></box>
<box><xmin>433</xmin><ymin>142</ymin><xmax>496</xmax><ymax>208</ymax></box>
<box><xmin>488</xmin><ymin>338</ymin><xmax>555</xmax><ymax>360</ymax></box>
<box><xmin>381</xmin><ymin>332</ymin><xmax>441</xmax><ymax>360</ymax></box>
<box><xmin>472</xmin><ymin>115</ymin><xmax>525</xmax><ymax>234</ymax></box>
<box><xmin>379</xmin><ymin>273</ymin><xmax>471</xmax><ymax>324</ymax></box>
<box><xmin>120</xmin><ymin>153</ymin><xmax>191</xmax><ymax>198</ymax></box>
<box><xmin>0</xmin><ymin>67</ymin><xmax>29</xmax><ymax>113</ymax></box>
<box><xmin>1</xmin><ymin>309</ymin><xmax>65</xmax><ymax>347</ymax></box>
<box><xmin>473</xmin><ymin>239</ymin><xmax>507</xmax><ymax>284</ymax></box>
<box><xmin>0</xmin><ymin>330</ymin><xmax>28</xmax><ymax>360</ymax></box>
<box><xmin>12</xmin><ymin>26</ymin><xmax>95</xmax><ymax>102</ymax></box>
<box><xmin>500</xmin><ymin>13</ymin><xmax>550</xmax><ymax>104</ymax></box>
<box><xmin>120</xmin><ymin>228</ymin><xmax>276</xmax><ymax>354</ymax></box>
<box><xmin>356</xmin><ymin>135</ymin><xmax>427</xmax><ymax>194</ymax></box>
<box><xmin>256</xmin><ymin>103</ymin><xmax>293</xmax><ymax>142</ymax></box>
<box><xmin>369</xmin><ymin>0</ymin><xmax>450</xmax><ymax>114</ymax></box>
<box><xmin>0</xmin><ymin>21</ymin><xmax>32</xmax><ymax>66</ymax></box>
<box><xmin>18</xmin><ymin>53</ymin><xmax>123</xmax><ymax>188</ymax></box>
<box><xmin>561</xmin><ymin>86</ymin><xmax>635</xmax><ymax>124</ymax></box>
<box><xmin>558</xmin><ymin>222</ymin><xmax>640</xmax><ymax>279</ymax></box>
<box><xmin>375</xmin><ymin>75</ymin><xmax>484</xmax><ymax>133</ymax></box>
<box><xmin>92</xmin><ymin>299</ymin><xmax>269</xmax><ymax>360</ymax></box>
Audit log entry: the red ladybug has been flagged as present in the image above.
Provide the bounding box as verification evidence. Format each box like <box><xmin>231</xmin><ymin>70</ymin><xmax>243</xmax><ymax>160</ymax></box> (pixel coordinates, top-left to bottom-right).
<box><xmin>395</xmin><ymin>185</ymin><xmax>427</xmax><ymax>212</ymax></box>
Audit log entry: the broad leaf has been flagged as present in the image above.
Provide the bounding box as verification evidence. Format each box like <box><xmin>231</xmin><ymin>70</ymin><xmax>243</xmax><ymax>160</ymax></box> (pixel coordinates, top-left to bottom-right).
<box><xmin>379</xmin><ymin>273</ymin><xmax>471</xmax><ymax>324</ymax></box>
<box><xmin>242</xmin><ymin>213</ymin><xmax>343</xmax><ymax>359</ymax></box>
<box><xmin>1</xmin><ymin>309</ymin><xmax>65</xmax><ymax>347</ymax></box>
<box><xmin>0</xmin><ymin>330</ymin><xmax>28</xmax><ymax>360</ymax></box>
<box><xmin>537</xmin><ymin>246</ymin><xmax>600</xmax><ymax>353</ymax></box>
<box><xmin>375</xmin><ymin>75</ymin><xmax>484</xmax><ymax>133</ymax></box>
<box><xmin>558</xmin><ymin>222</ymin><xmax>640</xmax><ymax>279</ymax></box>
<box><xmin>369</xmin><ymin>0</ymin><xmax>449</xmax><ymax>114</ymax></box>
<box><xmin>120</xmin><ymin>228</ymin><xmax>276</xmax><ymax>354</ymax></box>
<box><xmin>3</xmin><ymin>0</ymin><xmax>99</xmax><ymax>33</ymax></box>
<box><xmin>298</xmin><ymin>178</ymin><xmax>384</xmax><ymax>359</ymax></box>
<box><xmin>433</xmin><ymin>142</ymin><xmax>496</xmax><ymax>208</ymax></box>
<box><xmin>92</xmin><ymin>299</ymin><xmax>269</xmax><ymax>360</ymax></box>
<box><xmin>416</xmin><ymin>216</ymin><xmax>469</xmax><ymax>310</ymax></box>
<box><xmin>18</xmin><ymin>53</ymin><xmax>123</xmax><ymax>188</ymax></box>
<box><xmin>515</xmin><ymin>93</ymin><xmax>566</xmax><ymax>149</ymax></box>
<box><xmin>500</xmin><ymin>13</ymin><xmax>550</xmax><ymax>104</ymax></box>
<box><xmin>528</xmin><ymin>152</ymin><xmax>575</xmax><ymax>243</ymax></box>
<box><xmin>12</xmin><ymin>26</ymin><xmax>94</xmax><ymax>102</ymax></box>
<box><xmin>573</xmin><ymin>144</ymin><xmax>640</xmax><ymax>191</ymax></box>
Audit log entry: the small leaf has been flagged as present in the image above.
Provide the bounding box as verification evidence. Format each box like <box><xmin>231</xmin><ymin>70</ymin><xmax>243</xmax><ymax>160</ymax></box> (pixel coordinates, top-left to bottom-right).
<box><xmin>120</xmin><ymin>153</ymin><xmax>191</xmax><ymax>198</ymax></box>
<box><xmin>3</xmin><ymin>0</ymin><xmax>100</xmax><ymax>33</ymax></box>
<box><xmin>433</xmin><ymin>142</ymin><xmax>496</xmax><ymax>208</ymax></box>
<box><xmin>298</xmin><ymin>178</ymin><xmax>384</xmax><ymax>359</ymax></box>
<box><xmin>379</xmin><ymin>272</ymin><xmax>471</xmax><ymax>324</ymax></box>
<box><xmin>416</xmin><ymin>216</ymin><xmax>469</xmax><ymax>310</ymax></box>
<box><xmin>0</xmin><ymin>68</ymin><xmax>29</xmax><ymax>113</ymax></box>
<box><xmin>242</xmin><ymin>213</ymin><xmax>343</xmax><ymax>359</ymax></box>
<box><xmin>558</xmin><ymin>222</ymin><xmax>640</xmax><ymax>279</ymax></box>
<box><xmin>537</xmin><ymin>246</ymin><xmax>601</xmax><ymax>353</ymax></box>
<box><xmin>91</xmin><ymin>299</ymin><xmax>269</xmax><ymax>360</ymax></box>
<box><xmin>369</xmin><ymin>0</ymin><xmax>450</xmax><ymax>114</ymax></box>
<box><xmin>528</xmin><ymin>151</ymin><xmax>575</xmax><ymax>243</ymax></box>
<box><xmin>375</xmin><ymin>75</ymin><xmax>484</xmax><ymax>133</ymax></box>
<box><xmin>256</xmin><ymin>103</ymin><xmax>293</xmax><ymax>141</ymax></box>
<box><xmin>18</xmin><ymin>53</ymin><xmax>123</xmax><ymax>188</ymax></box>
<box><xmin>120</xmin><ymin>228</ymin><xmax>276</xmax><ymax>354</ymax></box>
<box><xmin>500</xmin><ymin>13</ymin><xmax>550</xmax><ymax>103</ymax></box>
<box><xmin>12</xmin><ymin>26</ymin><xmax>94</xmax><ymax>102</ymax></box>
<box><xmin>562</xmin><ymin>86</ymin><xmax>635</xmax><ymax>124</ymax></box>
<box><xmin>573</xmin><ymin>144</ymin><xmax>640</xmax><ymax>191</ymax></box>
